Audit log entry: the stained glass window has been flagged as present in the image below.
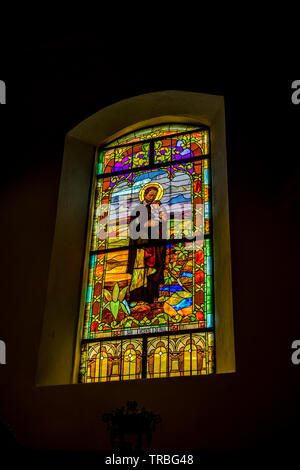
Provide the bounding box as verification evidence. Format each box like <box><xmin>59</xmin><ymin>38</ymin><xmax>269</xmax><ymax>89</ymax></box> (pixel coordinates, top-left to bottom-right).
<box><xmin>79</xmin><ymin>124</ymin><xmax>215</xmax><ymax>382</ymax></box>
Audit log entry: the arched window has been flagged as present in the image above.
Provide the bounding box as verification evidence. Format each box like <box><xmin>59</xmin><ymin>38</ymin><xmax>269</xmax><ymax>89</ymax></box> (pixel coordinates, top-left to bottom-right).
<box><xmin>79</xmin><ymin>124</ymin><xmax>215</xmax><ymax>382</ymax></box>
<box><xmin>36</xmin><ymin>91</ymin><xmax>235</xmax><ymax>387</ymax></box>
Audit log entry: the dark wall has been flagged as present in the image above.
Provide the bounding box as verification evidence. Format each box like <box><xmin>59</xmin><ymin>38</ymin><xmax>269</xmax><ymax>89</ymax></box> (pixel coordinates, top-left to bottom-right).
<box><xmin>0</xmin><ymin>33</ymin><xmax>299</xmax><ymax>458</ymax></box>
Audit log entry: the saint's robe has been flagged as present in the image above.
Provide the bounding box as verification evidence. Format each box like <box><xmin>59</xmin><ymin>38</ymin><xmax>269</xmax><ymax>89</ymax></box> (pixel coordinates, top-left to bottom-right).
<box><xmin>127</xmin><ymin>202</ymin><xmax>166</xmax><ymax>304</ymax></box>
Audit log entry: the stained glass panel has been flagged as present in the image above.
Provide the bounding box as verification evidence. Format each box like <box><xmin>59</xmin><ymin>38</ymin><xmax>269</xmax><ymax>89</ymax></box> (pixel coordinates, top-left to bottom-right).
<box><xmin>91</xmin><ymin>159</ymin><xmax>210</xmax><ymax>252</ymax></box>
<box><xmin>79</xmin><ymin>125</ymin><xmax>215</xmax><ymax>382</ymax></box>
<box><xmin>105</xmin><ymin>124</ymin><xmax>201</xmax><ymax>148</ymax></box>
<box><xmin>82</xmin><ymin>237</ymin><xmax>213</xmax><ymax>340</ymax></box>
<box><xmin>147</xmin><ymin>332</ymin><xmax>214</xmax><ymax>378</ymax></box>
<box><xmin>98</xmin><ymin>128</ymin><xmax>209</xmax><ymax>174</ymax></box>
<box><xmin>97</xmin><ymin>142</ymin><xmax>150</xmax><ymax>175</ymax></box>
<box><xmin>154</xmin><ymin>130</ymin><xmax>209</xmax><ymax>164</ymax></box>
<box><xmin>80</xmin><ymin>338</ymin><xmax>143</xmax><ymax>383</ymax></box>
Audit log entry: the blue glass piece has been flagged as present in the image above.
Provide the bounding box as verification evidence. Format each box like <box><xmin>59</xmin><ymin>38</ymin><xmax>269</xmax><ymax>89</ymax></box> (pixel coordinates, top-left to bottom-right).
<box><xmin>97</xmin><ymin>162</ymin><xmax>103</xmax><ymax>175</ymax></box>
<box><xmin>205</xmin><ymin>201</ymin><xmax>211</xmax><ymax>218</ymax></box>
<box><xmin>206</xmin><ymin>256</ymin><xmax>212</xmax><ymax>275</ymax></box>
<box><xmin>204</xmin><ymin>168</ymin><xmax>210</xmax><ymax>185</ymax></box>
<box><xmin>160</xmin><ymin>285</ymin><xmax>183</xmax><ymax>292</ymax></box>
<box><xmin>86</xmin><ymin>286</ymin><xmax>92</xmax><ymax>303</ymax></box>
<box><xmin>89</xmin><ymin>254</ymin><xmax>96</xmax><ymax>269</ymax></box>
<box><xmin>182</xmin><ymin>272</ymin><xmax>193</xmax><ymax>278</ymax></box>
<box><xmin>173</xmin><ymin>297</ymin><xmax>193</xmax><ymax>311</ymax></box>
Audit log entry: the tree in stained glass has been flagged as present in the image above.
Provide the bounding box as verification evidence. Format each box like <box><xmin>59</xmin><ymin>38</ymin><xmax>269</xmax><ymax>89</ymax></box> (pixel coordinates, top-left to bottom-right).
<box><xmin>79</xmin><ymin>125</ymin><xmax>215</xmax><ymax>383</ymax></box>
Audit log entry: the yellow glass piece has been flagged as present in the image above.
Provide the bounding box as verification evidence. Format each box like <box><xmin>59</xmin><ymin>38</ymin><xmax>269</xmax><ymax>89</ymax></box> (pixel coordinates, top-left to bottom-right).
<box><xmin>104</xmin><ymin>250</ymin><xmax>131</xmax><ymax>284</ymax></box>
<box><xmin>153</xmin><ymin>345</ymin><xmax>168</xmax><ymax>378</ymax></box>
<box><xmin>129</xmin><ymin>249</ymin><xmax>156</xmax><ymax>292</ymax></box>
<box><xmin>123</xmin><ymin>348</ymin><xmax>137</xmax><ymax>380</ymax></box>
<box><xmin>183</xmin><ymin>339</ymin><xmax>203</xmax><ymax>375</ymax></box>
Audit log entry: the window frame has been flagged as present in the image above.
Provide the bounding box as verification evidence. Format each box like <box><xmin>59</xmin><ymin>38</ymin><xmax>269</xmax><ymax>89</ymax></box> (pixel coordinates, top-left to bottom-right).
<box><xmin>36</xmin><ymin>91</ymin><xmax>235</xmax><ymax>386</ymax></box>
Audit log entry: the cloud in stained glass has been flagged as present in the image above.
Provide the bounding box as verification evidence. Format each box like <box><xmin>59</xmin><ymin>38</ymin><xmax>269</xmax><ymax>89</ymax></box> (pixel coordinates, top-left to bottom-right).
<box><xmin>108</xmin><ymin>170</ymin><xmax>192</xmax><ymax>228</ymax></box>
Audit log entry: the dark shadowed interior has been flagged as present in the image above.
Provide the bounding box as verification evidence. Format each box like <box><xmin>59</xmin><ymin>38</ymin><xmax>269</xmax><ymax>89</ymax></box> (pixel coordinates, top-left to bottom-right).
<box><xmin>0</xmin><ymin>33</ymin><xmax>299</xmax><ymax>463</ymax></box>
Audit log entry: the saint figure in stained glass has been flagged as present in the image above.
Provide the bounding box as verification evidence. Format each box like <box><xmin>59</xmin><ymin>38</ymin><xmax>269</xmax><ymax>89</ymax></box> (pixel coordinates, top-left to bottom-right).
<box><xmin>127</xmin><ymin>183</ymin><xmax>167</xmax><ymax>307</ymax></box>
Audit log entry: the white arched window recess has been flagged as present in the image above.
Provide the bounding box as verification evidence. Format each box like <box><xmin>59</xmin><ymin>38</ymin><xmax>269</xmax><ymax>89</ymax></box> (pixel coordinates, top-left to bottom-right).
<box><xmin>36</xmin><ymin>91</ymin><xmax>235</xmax><ymax>386</ymax></box>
